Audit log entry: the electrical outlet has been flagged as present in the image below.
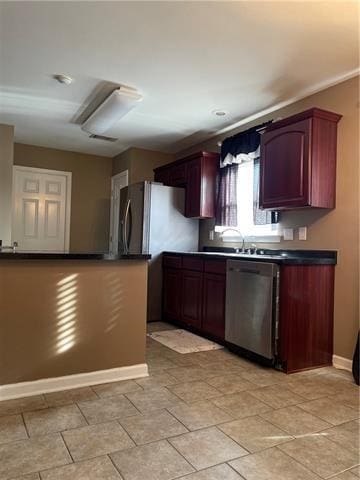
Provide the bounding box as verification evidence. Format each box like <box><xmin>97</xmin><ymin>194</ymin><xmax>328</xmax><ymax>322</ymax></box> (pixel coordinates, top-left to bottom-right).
<box><xmin>298</xmin><ymin>226</ymin><xmax>307</xmax><ymax>240</ymax></box>
<box><xmin>209</xmin><ymin>230</ymin><xmax>215</xmax><ymax>241</ymax></box>
<box><xmin>283</xmin><ymin>228</ymin><xmax>294</xmax><ymax>241</ymax></box>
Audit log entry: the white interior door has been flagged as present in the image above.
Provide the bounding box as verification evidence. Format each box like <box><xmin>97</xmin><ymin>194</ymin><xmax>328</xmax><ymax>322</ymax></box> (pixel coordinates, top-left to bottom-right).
<box><xmin>12</xmin><ymin>166</ymin><xmax>72</xmax><ymax>252</ymax></box>
<box><xmin>109</xmin><ymin>170</ymin><xmax>128</xmax><ymax>254</ymax></box>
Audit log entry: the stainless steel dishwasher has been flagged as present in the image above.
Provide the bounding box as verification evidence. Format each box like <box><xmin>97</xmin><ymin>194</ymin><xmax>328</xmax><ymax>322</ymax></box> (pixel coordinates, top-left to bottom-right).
<box><xmin>225</xmin><ymin>260</ymin><xmax>279</xmax><ymax>361</ymax></box>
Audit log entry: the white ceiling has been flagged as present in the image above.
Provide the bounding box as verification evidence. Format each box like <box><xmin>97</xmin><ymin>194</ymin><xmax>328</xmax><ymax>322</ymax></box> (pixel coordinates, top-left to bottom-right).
<box><xmin>0</xmin><ymin>1</ymin><xmax>358</xmax><ymax>157</ymax></box>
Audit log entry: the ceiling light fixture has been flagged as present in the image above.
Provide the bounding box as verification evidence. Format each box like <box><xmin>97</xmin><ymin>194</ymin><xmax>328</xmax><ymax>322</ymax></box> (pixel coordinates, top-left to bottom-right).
<box><xmin>53</xmin><ymin>74</ymin><xmax>73</xmax><ymax>85</ymax></box>
<box><xmin>81</xmin><ymin>86</ymin><xmax>143</xmax><ymax>136</ymax></box>
<box><xmin>212</xmin><ymin>109</ymin><xmax>227</xmax><ymax>117</ymax></box>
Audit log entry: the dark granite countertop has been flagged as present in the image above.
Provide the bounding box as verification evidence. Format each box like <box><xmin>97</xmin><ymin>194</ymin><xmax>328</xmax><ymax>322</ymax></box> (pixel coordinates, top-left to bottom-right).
<box><xmin>163</xmin><ymin>248</ymin><xmax>337</xmax><ymax>265</ymax></box>
<box><xmin>0</xmin><ymin>251</ymin><xmax>151</xmax><ymax>261</ymax></box>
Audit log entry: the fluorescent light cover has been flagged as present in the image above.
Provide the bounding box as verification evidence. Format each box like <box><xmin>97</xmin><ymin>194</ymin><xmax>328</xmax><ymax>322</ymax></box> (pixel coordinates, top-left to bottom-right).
<box><xmin>81</xmin><ymin>86</ymin><xmax>142</xmax><ymax>135</ymax></box>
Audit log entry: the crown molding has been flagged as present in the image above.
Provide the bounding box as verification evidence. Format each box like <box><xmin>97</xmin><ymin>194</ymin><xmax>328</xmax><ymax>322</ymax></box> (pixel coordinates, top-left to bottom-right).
<box><xmin>194</xmin><ymin>67</ymin><xmax>360</xmax><ymax>147</ymax></box>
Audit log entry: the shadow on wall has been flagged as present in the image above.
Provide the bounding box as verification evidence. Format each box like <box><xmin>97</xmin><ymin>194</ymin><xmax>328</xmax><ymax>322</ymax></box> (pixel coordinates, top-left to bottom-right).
<box><xmin>277</xmin><ymin>209</ymin><xmax>331</xmax><ymax>234</ymax></box>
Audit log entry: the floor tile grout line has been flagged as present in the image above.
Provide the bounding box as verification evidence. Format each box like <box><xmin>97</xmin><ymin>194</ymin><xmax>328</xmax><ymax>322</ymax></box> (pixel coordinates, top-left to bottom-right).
<box><xmin>163</xmin><ymin>436</ymin><xmax>199</xmax><ymax>472</ymax></box>
<box><xmin>163</xmin><ymin>406</ymin><xmax>192</xmax><ymax>433</ymax></box>
<box><xmin>326</xmin><ymin>464</ymin><xmax>360</xmax><ymax>479</ymax></box>
<box><xmin>256</xmin><ymin>409</ymin><xmax>333</xmax><ymax>438</ymax></box>
<box><xmin>225</xmin><ymin>460</ymin><xmax>248</xmax><ymax>479</ymax></box>
<box><xmin>166</xmin><ymin>431</ymin><xmax>252</xmax><ymax>475</ymax></box>
<box><xmin>115</xmin><ymin>417</ymin><xmax>143</xmax><ymax>446</ymax></box>
<box><xmin>21</xmin><ymin>411</ymin><xmax>31</xmax><ymax>439</ymax></box>
<box><xmin>59</xmin><ymin>430</ymin><xmax>75</xmax><ymax>463</ymax></box>
<box><xmin>274</xmin><ymin>443</ymin><xmax>338</xmax><ymax>479</ymax></box>
<box><xmin>107</xmin><ymin>452</ymin><xmax>126</xmax><ymax>478</ymax></box>
<box><xmin>206</xmin><ymin>388</ymin><xmax>357</xmax><ymax>427</ymax></box>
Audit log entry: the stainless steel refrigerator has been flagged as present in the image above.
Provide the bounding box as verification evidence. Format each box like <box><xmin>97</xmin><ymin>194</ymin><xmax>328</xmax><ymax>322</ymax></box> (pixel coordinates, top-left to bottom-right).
<box><xmin>118</xmin><ymin>181</ymin><xmax>199</xmax><ymax>322</ymax></box>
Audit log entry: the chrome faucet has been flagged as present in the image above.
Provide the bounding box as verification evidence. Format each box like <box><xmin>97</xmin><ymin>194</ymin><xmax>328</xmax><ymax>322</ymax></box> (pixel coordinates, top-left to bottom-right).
<box><xmin>219</xmin><ymin>228</ymin><xmax>245</xmax><ymax>253</ymax></box>
<box><xmin>246</xmin><ymin>243</ymin><xmax>258</xmax><ymax>255</ymax></box>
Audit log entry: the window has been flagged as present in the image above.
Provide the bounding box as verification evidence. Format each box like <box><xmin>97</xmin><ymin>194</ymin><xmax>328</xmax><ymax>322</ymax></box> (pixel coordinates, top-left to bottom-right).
<box><xmin>215</xmin><ymin>159</ymin><xmax>281</xmax><ymax>242</ymax></box>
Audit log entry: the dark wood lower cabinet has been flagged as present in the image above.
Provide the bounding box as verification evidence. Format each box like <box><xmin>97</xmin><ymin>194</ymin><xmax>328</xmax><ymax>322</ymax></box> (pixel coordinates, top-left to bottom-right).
<box><xmin>162</xmin><ymin>254</ymin><xmax>335</xmax><ymax>374</ymax></box>
<box><xmin>279</xmin><ymin>265</ymin><xmax>334</xmax><ymax>373</ymax></box>
<box><xmin>162</xmin><ymin>256</ymin><xmax>226</xmax><ymax>341</ymax></box>
<box><xmin>181</xmin><ymin>270</ymin><xmax>203</xmax><ymax>329</ymax></box>
<box><xmin>163</xmin><ymin>267</ymin><xmax>182</xmax><ymax>322</ymax></box>
<box><xmin>202</xmin><ymin>273</ymin><xmax>226</xmax><ymax>341</ymax></box>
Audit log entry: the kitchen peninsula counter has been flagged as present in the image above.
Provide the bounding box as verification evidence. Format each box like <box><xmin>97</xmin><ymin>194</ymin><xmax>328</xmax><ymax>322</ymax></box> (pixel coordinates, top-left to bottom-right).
<box><xmin>0</xmin><ymin>252</ymin><xmax>151</xmax><ymax>260</ymax></box>
<box><xmin>0</xmin><ymin>254</ymin><xmax>149</xmax><ymax>395</ymax></box>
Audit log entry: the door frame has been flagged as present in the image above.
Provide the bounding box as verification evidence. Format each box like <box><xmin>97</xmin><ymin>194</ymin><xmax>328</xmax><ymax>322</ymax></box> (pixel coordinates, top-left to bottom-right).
<box><xmin>109</xmin><ymin>170</ymin><xmax>128</xmax><ymax>253</ymax></box>
<box><xmin>12</xmin><ymin>165</ymin><xmax>72</xmax><ymax>252</ymax></box>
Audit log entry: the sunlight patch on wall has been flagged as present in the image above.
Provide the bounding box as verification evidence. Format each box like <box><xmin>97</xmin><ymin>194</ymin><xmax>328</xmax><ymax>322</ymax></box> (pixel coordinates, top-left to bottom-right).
<box><xmin>105</xmin><ymin>272</ymin><xmax>124</xmax><ymax>334</ymax></box>
<box><xmin>56</xmin><ymin>273</ymin><xmax>79</xmax><ymax>354</ymax></box>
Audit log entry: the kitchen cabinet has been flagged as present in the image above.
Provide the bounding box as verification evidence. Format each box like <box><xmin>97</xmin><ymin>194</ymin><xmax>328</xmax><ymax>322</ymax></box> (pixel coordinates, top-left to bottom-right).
<box><xmin>162</xmin><ymin>255</ymin><xmax>182</xmax><ymax>322</ymax></box>
<box><xmin>154</xmin><ymin>168</ymin><xmax>170</xmax><ymax>186</ymax></box>
<box><xmin>162</xmin><ymin>254</ymin><xmax>226</xmax><ymax>341</ymax></box>
<box><xmin>163</xmin><ymin>268</ymin><xmax>182</xmax><ymax>322</ymax></box>
<box><xmin>279</xmin><ymin>264</ymin><xmax>334</xmax><ymax>373</ymax></box>
<box><xmin>169</xmin><ymin>163</ymin><xmax>187</xmax><ymax>186</ymax></box>
<box><xmin>202</xmin><ymin>272</ymin><xmax>226</xmax><ymax>340</ymax></box>
<box><xmin>162</xmin><ymin>252</ymin><xmax>335</xmax><ymax>373</ymax></box>
<box><xmin>260</xmin><ymin>108</ymin><xmax>342</xmax><ymax>210</ymax></box>
<box><xmin>182</xmin><ymin>270</ymin><xmax>203</xmax><ymax>328</ymax></box>
<box><xmin>154</xmin><ymin>151</ymin><xmax>219</xmax><ymax>219</ymax></box>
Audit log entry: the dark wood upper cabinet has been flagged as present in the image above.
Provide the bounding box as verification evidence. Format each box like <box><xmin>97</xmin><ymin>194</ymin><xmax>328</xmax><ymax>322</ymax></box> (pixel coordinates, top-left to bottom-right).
<box><xmin>169</xmin><ymin>163</ymin><xmax>187</xmax><ymax>186</ymax></box>
<box><xmin>154</xmin><ymin>168</ymin><xmax>170</xmax><ymax>186</ymax></box>
<box><xmin>154</xmin><ymin>151</ymin><xmax>219</xmax><ymax>219</ymax></box>
<box><xmin>260</xmin><ymin>108</ymin><xmax>342</xmax><ymax>210</ymax></box>
<box><xmin>185</xmin><ymin>159</ymin><xmax>202</xmax><ymax>217</ymax></box>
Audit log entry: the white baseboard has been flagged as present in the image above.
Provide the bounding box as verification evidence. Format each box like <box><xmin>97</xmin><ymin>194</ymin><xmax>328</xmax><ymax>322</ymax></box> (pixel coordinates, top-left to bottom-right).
<box><xmin>332</xmin><ymin>355</ymin><xmax>352</xmax><ymax>372</ymax></box>
<box><xmin>0</xmin><ymin>363</ymin><xmax>148</xmax><ymax>401</ymax></box>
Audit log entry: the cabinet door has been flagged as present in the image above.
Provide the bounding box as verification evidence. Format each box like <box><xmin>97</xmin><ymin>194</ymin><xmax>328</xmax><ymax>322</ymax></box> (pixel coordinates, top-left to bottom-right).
<box><xmin>185</xmin><ymin>159</ymin><xmax>201</xmax><ymax>217</ymax></box>
<box><xmin>279</xmin><ymin>265</ymin><xmax>334</xmax><ymax>373</ymax></box>
<box><xmin>182</xmin><ymin>269</ymin><xmax>203</xmax><ymax>328</ymax></box>
<box><xmin>202</xmin><ymin>273</ymin><xmax>226</xmax><ymax>340</ymax></box>
<box><xmin>163</xmin><ymin>267</ymin><xmax>182</xmax><ymax>321</ymax></box>
<box><xmin>260</xmin><ymin>119</ymin><xmax>311</xmax><ymax>209</ymax></box>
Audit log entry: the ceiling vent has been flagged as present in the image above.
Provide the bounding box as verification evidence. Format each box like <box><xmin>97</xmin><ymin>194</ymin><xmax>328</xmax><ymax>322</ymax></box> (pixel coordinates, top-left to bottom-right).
<box><xmin>81</xmin><ymin>86</ymin><xmax>143</xmax><ymax>137</ymax></box>
<box><xmin>88</xmin><ymin>134</ymin><xmax>118</xmax><ymax>142</ymax></box>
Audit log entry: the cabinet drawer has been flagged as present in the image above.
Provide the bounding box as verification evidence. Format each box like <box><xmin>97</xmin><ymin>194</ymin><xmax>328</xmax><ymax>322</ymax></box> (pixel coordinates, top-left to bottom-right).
<box><xmin>204</xmin><ymin>260</ymin><xmax>226</xmax><ymax>275</ymax></box>
<box><xmin>182</xmin><ymin>256</ymin><xmax>204</xmax><ymax>272</ymax></box>
<box><xmin>163</xmin><ymin>255</ymin><xmax>182</xmax><ymax>269</ymax></box>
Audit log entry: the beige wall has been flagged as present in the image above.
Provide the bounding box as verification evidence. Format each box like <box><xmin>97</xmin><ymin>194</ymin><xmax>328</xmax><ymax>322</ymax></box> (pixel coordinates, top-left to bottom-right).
<box><xmin>178</xmin><ymin>76</ymin><xmax>360</xmax><ymax>361</ymax></box>
<box><xmin>0</xmin><ymin>260</ymin><xmax>147</xmax><ymax>385</ymax></box>
<box><xmin>0</xmin><ymin>124</ymin><xmax>14</xmax><ymax>245</ymax></box>
<box><xmin>14</xmin><ymin>144</ymin><xmax>113</xmax><ymax>252</ymax></box>
<box><xmin>112</xmin><ymin>147</ymin><xmax>174</xmax><ymax>184</ymax></box>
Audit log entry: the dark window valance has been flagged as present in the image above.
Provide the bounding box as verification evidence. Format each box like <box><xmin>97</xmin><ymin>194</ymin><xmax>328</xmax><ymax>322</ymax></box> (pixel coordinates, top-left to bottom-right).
<box><xmin>220</xmin><ymin>121</ymin><xmax>272</xmax><ymax>167</ymax></box>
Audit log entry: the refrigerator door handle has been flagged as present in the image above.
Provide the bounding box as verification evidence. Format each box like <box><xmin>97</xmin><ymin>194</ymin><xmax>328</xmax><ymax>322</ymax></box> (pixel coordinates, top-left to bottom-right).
<box><xmin>123</xmin><ymin>199</ymin><xmax>131</xmax><ymax>254</ymax></box>
<box><xmin>127</xmin><ymin>201</ymin><xmax>133</xmax><ymax>253</ymax></box>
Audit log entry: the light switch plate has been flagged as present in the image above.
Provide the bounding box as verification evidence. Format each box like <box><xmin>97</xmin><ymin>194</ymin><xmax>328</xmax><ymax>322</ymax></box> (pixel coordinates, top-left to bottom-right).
<box><xmin>283</xmin><ymin>228</ymin><xmax>294</xmax><ymax>241</ymax></box>
<box><xmin>209</xmin><ymin>230</ymin><xmax>215</xmax><ymax>241</ymax></box>
<box><xmin>299</xmin><ymin>226</ymin><xmax>307</xmax><ymax>240</ymax></box>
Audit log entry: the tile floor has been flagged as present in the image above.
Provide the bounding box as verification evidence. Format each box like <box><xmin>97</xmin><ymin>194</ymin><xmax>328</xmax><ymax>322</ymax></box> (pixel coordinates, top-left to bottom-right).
<box><xmin>0</xmin><ymin>321</ymin><xmax>359</xmax><ymax>480</ymax></box>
